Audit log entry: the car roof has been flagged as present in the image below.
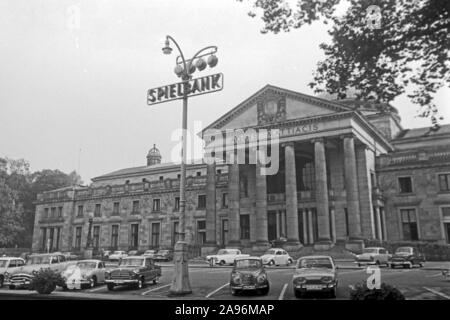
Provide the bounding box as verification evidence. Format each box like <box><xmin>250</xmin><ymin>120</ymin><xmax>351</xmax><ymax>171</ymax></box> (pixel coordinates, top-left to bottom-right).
<box><xmin>29</xmin><ymin>253</ymin><xmax>59</xmax><ymax>257</ymax></box>
<box><xmin>235</xmin><ymin>256</ymin><xmax>261</xmax><ymax>261</ymax></box>
<box><xmin>267</xmin><ymin>248</ymin><xmax>284</xmax><ymax>251</ymax></box>
<box><xmin>298</xmin><ymin>255</ymin><xmax>333</xmax><ymax>260</ymax></box>
<box><xmin>0</xmin><ymin>257</ymin><xmax>22</xmax><ymax>260</ymax></box>
<box><xmin>365</xmin><ymin>247</ymin><xmax>384</xmax><ymax>250</ymax></box>
<box><xmin>124</xmin><ymin>255</ymin><xmax>146</xmax><ymax>259</ymax></box>
<box><xmin>77</xmin><ymin>259</ymin><xmax>102</xmax><ymax>263</ymax></box>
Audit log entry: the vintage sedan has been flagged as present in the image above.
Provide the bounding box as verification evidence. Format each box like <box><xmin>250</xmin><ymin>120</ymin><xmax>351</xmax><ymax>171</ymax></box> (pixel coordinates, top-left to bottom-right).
<box><xmin>0</xmin><ymin>257</ymin><xmax>25</xmax><ymax>288</ymax></box>
<box><xmin>5</xmin><ymin>253</ymin><xmax>73</xmax><ymax>289</ymax></box>
<box><xmin>108</xmin><ymin>251</ymin><xmax>128</xmax><ymax>262</ymax></box>
<box><xmin>61</xmin><ymin>260</ymin><xmax>106</xmax><ymax>289</ymax></box>
<box><xmin>292</xmin><ymin>255</ymin><xmax>338</xmax><ymax>298</ymax></box>
<box><xmin>105</xmin><ymin>256</ymin><xmax>161</xmax><ymax>290</ymax></box>
<box><xmin>143</xmin><ymin>250</ymin><xmax>157</xmax><ymax>258</ymax></box>
<box><xmin>355</xmin><ymin>247</ymin><xmax>390</xmax><ymax>267</ymax></box>
<box><xmin>229</xmin><ymin>257</ymin><xmax>269</xmax><ymax>296</ymax></box>
<box><xmin>153</xmin><ymin>250</ymin><xmax>173</xmax><ymax>262</ymax></box>
<box><xmin>390</xmin><ymin>246</ymin><xmax>425</xmax><ymax>268</ymax></box>
<box><xmin>207</xmin><ymin>249</ymin><xmax>250</xmax><ymax>266</ymax></box>
<box><xmin>260</xmin><ymin>248</ymin><xmax>293</xmax><ymax>266</ymax></box>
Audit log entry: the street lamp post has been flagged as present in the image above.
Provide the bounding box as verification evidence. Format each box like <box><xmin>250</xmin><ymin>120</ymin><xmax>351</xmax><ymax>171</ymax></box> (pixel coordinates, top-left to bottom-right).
<box><xmin>84</xmin><ymin>213</ymin><xmax>94</xmax><ymax>259</ymax></box>
<box><xmin>161</xmin><ymin>35</ymin><xmax>218</xmax><ymax>295</ymax></box>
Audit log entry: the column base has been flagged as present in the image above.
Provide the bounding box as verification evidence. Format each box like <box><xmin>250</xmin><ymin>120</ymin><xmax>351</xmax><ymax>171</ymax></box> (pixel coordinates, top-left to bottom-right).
<box><xmin>314</xmin><ymin>240</ymin><xmax>334</xmax><ymax>251</ymax></box>
<box><xmin>201</xmin><ymin>243</ymin><xmax>218</xmax><ymax>257</ymax></box>
<box><xmin>345</xmin><ymin>239</ymin><xmax>365</xmax><ymax>253</ymax></box>
<box><xmin>169</xmin><ymin>241</ymin><xmax>192</xmax><ymax>296</ymax></box>
<box><xmin>283</xmin><ymin>241</ymin><xmax>302</xmax><ymax>252</ymax></box>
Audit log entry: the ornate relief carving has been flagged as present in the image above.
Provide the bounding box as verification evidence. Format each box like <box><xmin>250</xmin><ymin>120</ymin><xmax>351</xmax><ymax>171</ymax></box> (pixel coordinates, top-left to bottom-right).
<box><xmin>257</xmin><ymin>92</ymin><xmax>286</xmax><ymax>125</ymax></box>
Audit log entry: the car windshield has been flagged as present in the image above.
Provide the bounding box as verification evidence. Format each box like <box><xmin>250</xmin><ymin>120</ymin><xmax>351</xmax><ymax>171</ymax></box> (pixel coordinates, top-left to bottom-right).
<box><xmin>0</xmin><ymin>260</ymin><xmax>8</xmax><ymax>267</ymax></box>
<box><xmin>298</xmin><ymin>258</ymin><xmax>332</xmax><ymax>269</ymax></box>
<box><xmin>159</xmin><ymin>250</ymin><xmax>169</xmax><ymax>254</ymax></box>
<box><xmin>145</xmin><ymin>251</ymin><xmax>155</xmax><ymax>254</ymax></box>
<box><xmin>120</xmin><ymin>258</ymin><xmax>144</xmax><ymax>267</ymax></box>
<box><xmin>236</xmin><ymin>259</ymin><xmax>262</xmax><ymax>269</ymax></box>
<box><xmin>27</xmin><ymin>256</ymin><xmax>51</xmax><ymax>265</ymax></box>
<box><xmin>76</xmin><ymin>262</ymin><xmax>97</xmax><ymax>269</ymax></box>
<box><xmin>396</xmin><ymin>247</ymin><xmax>412</xmax><ymax>254</ymax></box>
<box><xmin>363</xmin><ymin>248</ymin><xmax>378</xmax><ymax>254</ymax></box>
<box><xmin>265</xmin><ymin>249</ymin><xmax>277</xmax><ymax>255</ymax></box>
<box><xmin>113</xmin><ymin>251</ymin><xmax>123</xmax><ymax>254</ymax></box>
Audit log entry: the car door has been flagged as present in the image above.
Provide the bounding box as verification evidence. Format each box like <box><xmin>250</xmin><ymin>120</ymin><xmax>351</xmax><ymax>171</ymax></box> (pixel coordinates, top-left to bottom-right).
<box><xmin>274</xmin><ymin>251</ymin><xmax>283</xmax><ymax>265</ymax></box>
<box><xmin>145</xmin><ymin>258</ymin><xmax>155</xmax><ymax>281</ymax></box>
<box><xmin>97</xmin><ymin>262</ymin><xmax>105</xmax><ymax>283</ymax></box>
<box><xmin>378</xmin><ymin>249</ymin><xmax>387</xmax><ymax>263</ymax></box>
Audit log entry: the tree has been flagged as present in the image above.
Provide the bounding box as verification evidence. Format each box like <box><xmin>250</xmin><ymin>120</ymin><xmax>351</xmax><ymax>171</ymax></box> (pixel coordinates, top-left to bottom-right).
<box><xmin>239</xmin><ymin>0</ymin><xmax>449</xmax><ymax>125</ymax></box>
<box><xmin>0</xmin><ymin>175</ymin><xmax>24</xmax><ymax>247</ymax></box>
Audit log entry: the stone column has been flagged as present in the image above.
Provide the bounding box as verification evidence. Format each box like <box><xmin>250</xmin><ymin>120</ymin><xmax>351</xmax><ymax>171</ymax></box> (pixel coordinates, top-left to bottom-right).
<box><xmin>342</xmin><ymin>134</ymin><xmax>364</xmax><ymax>251</ymax></box>
<box><xmin>308</xmin><ymin>208</ymin><xmax>314</xmax><ymax>244</ymax></box>
<box><xmin>302</xmin><ymin>210</ymin><xmax>308</xmax><ymax>245</ymax></box>
<box><xmin>253</xmin><ymin>162</ymin><xmax>269</xmax><ymax>251</ymax></box>
<box><xmin>330</xmin><ymin>207</ymin><xmax>336</xmax><ymax>243</ymax></box>
<box><xmin>283</xmin><ymin>142</ymin><xmax>301</xmax><ymax>250</ymax></box>
<box><xmin>381</xmin><ymin>207</ymin><xmax>387</xmax><ymax>241</ymax></box>
<box><xmin>313</xmin><ymin>138</ymin><xmax>332</xmax><ymax>250</ymax></box>
<box><xmin>374</xmin><ymin>206</ymin><xmax>383</xmax><ymax>240</ymax></box>
<box><xmin>201</xmin><ymin>162</ymin><xmax>218</xmax><ymax>256</ymax></box>
<box><xmin>227</xmin><ymin>164</ymin><xmax>241</xmax><ymax>247</ymax></box>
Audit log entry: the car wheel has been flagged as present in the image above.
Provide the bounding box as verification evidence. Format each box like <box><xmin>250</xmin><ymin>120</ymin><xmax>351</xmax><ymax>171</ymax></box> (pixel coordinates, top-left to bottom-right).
<box><xmin>230</xmin><ymin>287</ymin><xmax>238</xmax><ymax>296</ymax></box>
<box><xmin>391</xmin><ymin>264</ymin><xmax>396</xmax><ymax>269</ymax></box>
<box><xmin>419</xmin><ymin>262</ymin><xmax>424</xmax><ymax>268</ymax></box>
<box><xmin>294</xmin><ymin>290</ymin><xmax>303</xmax><ymax>299</ymax></box>
<box><xmin>107</xmin><ymin>284</ymin><xmax>115</xmax><ymax>291</ymax></box>
<box><xmin>329</xmin><ymin>287</ymin><xmax>337</xmax><ymax>299</ymax></box>
<box><xmin>153</xmin><ymin>277</ymin><xmax>159</xmax><ymax>285</ymax></box>
<box><xmin>9</xmin><ymin>285</ymin><xmax>15</xmax><ymax>290</ymax></box>
<box><xmin>90</xmin><ymin>276</ymin><xmax>97</xmax><ymax>288</ymax></box>
<box><xmin>375</xmin><ymin>260</ymin><xmax>380</xmax><ymax>266</ymax></box>
<box><xmin>259</xmin><ymin>285</ymin><xmax>270</xmax><ymax>295</ymax></box>
<box><xmin>357</xmin><ymin>263</ymin><xmax>361</xmax><ymax>267</ymax></box>
<box><xmin>219</xmin><ymin>260</ymin><xmax>226</xmax><ymax>266</ymax></box>
<box><xmin>287</xmin><ymin>259</ymin><xmax>293</xmax><ymax>266</ymax></box>
<box><xmin>269</xmin><ymin>260</ymin><xmax>275</xmax><ymax>266</ymax></box>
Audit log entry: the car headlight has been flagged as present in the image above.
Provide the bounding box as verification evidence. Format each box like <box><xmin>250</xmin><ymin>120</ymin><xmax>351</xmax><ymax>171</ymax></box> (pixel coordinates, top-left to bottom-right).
<box><xmin>370</xmin><ymin>256</ymin><xmax>374</xmax><ymax>261</ymax></box>
<box><xmin>257</xmin><ymin>274</ymin><xmax>267</xmax><ymax>284</ymax></box>
<box><xmin>294</xmin><ymin>277</ymin><xmax>306</xmax><ymax>285</ymax></box>
<box><xmin>321</xmin><ymin>276</ymin><xmax>333</xmax><ymax>283</ymax></box>
<box><xmin>4</xmin><ymin>272</ymin><xmax>9</xmax><ymax>281</ymax></box>
<box><xmin>231</xmin><ymin>273</ymin><xmax>242</xmax><ymax>284</ymax></box>
<box><xmin>105</xmin><ymin>272</ymin><xmax>110</xmax><ymax>280</ymax></box>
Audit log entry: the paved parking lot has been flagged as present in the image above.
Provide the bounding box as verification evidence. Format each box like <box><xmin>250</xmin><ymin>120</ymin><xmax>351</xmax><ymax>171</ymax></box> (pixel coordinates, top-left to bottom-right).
<box><xmin>2</xmin><ymin>263</ymin><xmax>449</xmax><ymax>300</ymax></box>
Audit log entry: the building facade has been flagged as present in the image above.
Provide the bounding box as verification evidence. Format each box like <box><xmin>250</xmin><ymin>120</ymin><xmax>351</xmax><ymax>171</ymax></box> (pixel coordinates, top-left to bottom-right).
<box><xmin>31</xmin><ymin>85</ymin><xmax>450</xmax><ymax>254</ymax></box>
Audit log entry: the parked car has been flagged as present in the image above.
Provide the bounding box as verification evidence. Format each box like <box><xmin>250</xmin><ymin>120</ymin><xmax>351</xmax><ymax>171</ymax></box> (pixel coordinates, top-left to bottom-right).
<box><xmin>390</xmin><ymin>246</ymin><xmax>425</xmax><ymax>268</ymax></box>
<box><xmin>143</xmin><ymin>250</ymin><xmax>158</xmax><ymax>258</ymax></box>
<box><xmin>108</xmin><ymin>251</ymin><xmax>128</xmax><ymax>262</ymax></box>
<box><xmin>60</xmin><ymin>252</ymin><xmax>79</xmax><ymax>261</ymax></box>
<box><xmin>0</xmin><ymin>257</ymin><xmax>25</xmax><ymax>288</ymax></box>
<box><xmin>260</xmin><ymin>248</ymin><xmax>293</xmax><ymax>266</ymax></box>
<box><xmin>355</xmin><ymin>247</ymin><xmax>390</xmax><ymax>267</ymax></box>
<box><xmin>61</xmin><ymin>259</ymin><xmax>107</xmax><ymax>289</ymax></box>
<box><xmin>229</xmin><ymin>257</ymin><xmax>269</xmax><ymax>296</ymax></box>
<box><xmin>206</xmin><ymin>249</ymin><xmax>250</xmax><ymax>266</ymax></box>
<box><xmin>292</xmin><ymin>255</ymin><xmax>338</xmax><ymax>298</ymax></box>
<box><xmin>5</xmin><ymin>253</ymin><xmax>74</xmax><ymax>289</ymax></box>
<box><xmin>105</xmin><ymin>256</ymin><xmax>161</xmax><ymax>291</ymax></box>
<box><xmin>127</xmin><ymin>250</ymin><xmax>139</xmax><ymax>256</ymax></box>
<box><xmin>102</xmin><ymin>250</ymin><xmax>111</xmax><ymax>259</ymax></box>
<box><xmin>153</xmin><ymin>250</ymin><xmax>173</xmax><ymax>262</ymax></box>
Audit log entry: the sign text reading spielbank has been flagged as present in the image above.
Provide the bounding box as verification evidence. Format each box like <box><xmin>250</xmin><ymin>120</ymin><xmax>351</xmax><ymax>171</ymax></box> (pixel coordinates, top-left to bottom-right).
<box><xmin>147</xmin><ymin>73</ymin><xmax>223</xmax><ymax>105</ymax></box>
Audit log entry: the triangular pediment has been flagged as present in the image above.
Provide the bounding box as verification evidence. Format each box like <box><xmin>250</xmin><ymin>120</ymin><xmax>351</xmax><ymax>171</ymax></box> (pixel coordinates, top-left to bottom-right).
<box><xmin>204</xmin><ymin>84</ymin><xmax>352</xmax><ymax>131</ymax></box>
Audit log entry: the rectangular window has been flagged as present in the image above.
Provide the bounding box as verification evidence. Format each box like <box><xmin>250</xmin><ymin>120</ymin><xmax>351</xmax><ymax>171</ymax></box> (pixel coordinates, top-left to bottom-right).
<box><xmin>43</xmin><ymin>208</ymin><xmax>49</xmax><ymax>219</ymax></box>
<box><xmin>159</xmin><ymin>176</ymin><xmax>164</xmax><ymax>181</ymax></box>
<box><xmin>240</xmin><ymin>215</ymin><xmax>250</xmax><ymax>239</ymax></box>
<box><xmin>41</xmin><ymin>228</ymin><xmax>47</xmax><ymax>251</ymax></box>
<box><xmin>398</xmin><ymin>177</ymin><xmax>413</xmax><ymax>194</ymax></box>
<box><xmin>197</xmin><ymin>220</ymin><xmax>206</xmax><ymax>244</ymax></box>
<box><xmin>217</xmin><ymin>169</ymin><xmax>222</xmax><ymax>175</ymax></box>
<box><xmin>172</xmin><ymin>221</ymin><xmax>179</xmax><ymax>246</ymax></box>
<box><xmin>344</xmin><ymin>208</ymin><xmax>349</xmax><ymax>237</ymax></box>
<box><xmin>94</xmin><ymin>204</ymin><xmax>101</xmax><ymax>217</ymax></box>
<box><xmin>130</xmin><ymin>224</ymin><xmax>139</xmax><ymax>249</ymax></box>
<box><xmin>196</xmin><ymin>171</ymin><xmax>201</xmax><ymax>177</ymax></box>
<box><xmin>111</xmin><ymin>225</ymin><xmax>119</xmax><ymax>249</ymax></box>
<box><xmin>57</xmin><ymin>207</ymin><xmax>63</xmax><ymax>218</ymax></box>
<box><xmin>222</xmin><ymin>193</ymin><xmax>228</xmax><ymax>208</ymax></box>
<box><xmin>198</xmin><ymin>195</ymin><xmax>206</xmax><ymax>209</ymax></box>
<box><xmin>438</xmin><ymin>174</ymin><xmax>450</xmax><ymax>191</ymax></box>
<box><xmin>153</xmin><ymin>199</ymin><xmax>161</xmax><ymax>212</ymax></box>
<box><xmin>50</xmin><ymin>207</ymin><xmax>56</xmax><ymax>218</ymax></box>
<box><xmin>55</xmin><ymin>228</ymin><xmax>61</xmax><ymax>251</ymax></box>
<box><xmin>93</xmin><ymin>226</ymin><xmax>100</xmax><ymax>250</ymax></box>
<box><xmin>112</xmin><ymin>202</ymin><xmax>120</xmax><ymax>216</ymax></box>
<box><xmin>132</xmin><ymin>200</ymin><xmax>140</xmax><ymax>214</ymax></box>
<box><xmin>77</xmin><ymin>205</ymin><xmax>84</xmax><ymax>217</ymax></box>
<box><xmin>75</xmin><ymin>227</ymin><xmax>82</xmax><ymax>250</ymax></box>
<box><xmin>400</xmin><ymin>208</ymin><xmax>418</xmax><ymax>240</ymax></box>
<box><xmin>151</xmin><ymin>222</ymin><xmax>160</xmax><ymax>248</ymax></box>
<box><xmin>174</xmin><ymin>197</ymin><xmax>180</xmax><ymax>212</ymax></box>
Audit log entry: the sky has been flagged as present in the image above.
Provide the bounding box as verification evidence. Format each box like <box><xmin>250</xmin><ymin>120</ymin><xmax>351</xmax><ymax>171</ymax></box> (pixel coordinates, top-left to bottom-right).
<box><xmin>0</xmin><ymin>0</ymin><xmax>449</xmax><ymax>184</ymax></box>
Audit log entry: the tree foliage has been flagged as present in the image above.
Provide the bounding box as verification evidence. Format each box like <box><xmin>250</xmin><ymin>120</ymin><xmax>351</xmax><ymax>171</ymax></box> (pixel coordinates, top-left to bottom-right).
<box><xmin>239</xmin><ymin>0</ymin><xmax>450</xmax><ymax>124</ymax></box>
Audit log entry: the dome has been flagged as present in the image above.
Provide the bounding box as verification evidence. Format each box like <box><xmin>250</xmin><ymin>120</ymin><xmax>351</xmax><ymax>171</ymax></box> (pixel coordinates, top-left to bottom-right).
<box><xmin>147</xmin><ymin>144</ymin><xmax>162</xmax><ymax>166</ymax></box>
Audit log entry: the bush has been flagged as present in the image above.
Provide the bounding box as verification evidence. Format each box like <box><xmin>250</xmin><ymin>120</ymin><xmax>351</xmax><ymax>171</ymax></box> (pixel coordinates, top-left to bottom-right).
<box><xmin>30</xmin><ymin>268</ymin><xmax>65</xmax><ymax>294</ymax></box>
<box><xmin>349</xmin><ymin>282</ymin><xmax>405</xmax><ymax>300</ymax></box>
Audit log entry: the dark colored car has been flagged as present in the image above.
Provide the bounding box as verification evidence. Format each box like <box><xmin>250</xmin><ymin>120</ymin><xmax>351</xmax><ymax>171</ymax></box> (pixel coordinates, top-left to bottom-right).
<box><xmin>153</xmin><ymin>250</ymin><xmax>173</xmax><ymax>262</ymax></box>
<box><xmin>104</xmin><ymin>256</ymin><xmax>161</xmax><ymax>291</ymax></box>
<box><xmin>229</xmin><ymin>257</ymin><xmax>269</xmax><ymax>296</ymax></box>
<box><xmin>390</xmin><ymin>246</ymin><xmax>425</xmax><ymax>268</ymax></box>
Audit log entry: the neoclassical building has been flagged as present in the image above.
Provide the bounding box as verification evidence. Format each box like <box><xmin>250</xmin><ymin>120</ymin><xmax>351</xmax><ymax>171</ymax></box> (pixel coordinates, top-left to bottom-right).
<box><xmin>31</xmin><ymin>85</ymin><xmax>450</xmax><ymax>254</ymax></box>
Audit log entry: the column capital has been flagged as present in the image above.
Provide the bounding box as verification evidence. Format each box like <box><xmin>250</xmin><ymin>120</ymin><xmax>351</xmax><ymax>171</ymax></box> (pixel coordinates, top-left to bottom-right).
<box><xmin>281</xmin><ymin>141</ymin><xmax>295</xmax><ymax>148</ymax></box>
<box><xmin>339</xmin><ymin>133</ymin><xmax>355</xmax><ymax>140</ymax></box>
<box><xmin>311</xmin><ymin>137</ymin><xmax>325</xmax><ymax>144</ymax></box>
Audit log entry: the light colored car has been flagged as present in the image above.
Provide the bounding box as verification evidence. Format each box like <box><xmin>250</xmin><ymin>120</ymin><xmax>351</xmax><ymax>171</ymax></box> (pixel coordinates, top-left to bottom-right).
<box><xmin>292</xmin><ymin>255</ymin><xmax>338</xmax><ymax>298</ymax></box>
<box><xmin>0</xmin><ymin>257</ymin><xmax>25</xmax><ymax>288</ymax></box>
<box><xmin>260</xmin><ymin>248</ymin><xmax>293</xmax><ymax>266</ymax></box>
<box><xmin>108</xmin><ymin>251</ymin><xmax>128</xmax><ymax>262</ymax></box>
<box><xmin>143</xmin><ymin>250</ymin><xmax>157</xmax><ymax>258</ymax></box>
<box><xmin>5</xmin><ymin>253</ymin><xmax>74</xmax><ymax>289</ymax></box>
<box><xmin>61</xmin><ymin>259</ymin><xmax>107</xmax><ymax>289</ymax></box>
<box><xmin>390</xmin><ymin>246</ymin><xmax>425</xmax><ymax>268</ymax></box>
<box><xmin>206</xmin><ymin>249</ymin><xmax>250</xmax><ymax>266</ymax></box>
<box><xmin>355</xmin><ymin>247</ymin><xmax>390</xmax><ymax>267</ymax></box>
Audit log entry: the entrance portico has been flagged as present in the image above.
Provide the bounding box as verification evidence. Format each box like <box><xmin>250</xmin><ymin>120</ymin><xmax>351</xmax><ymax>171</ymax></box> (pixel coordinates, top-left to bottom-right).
<box><xmin>202</xmin><ymin>85</ymin><xmax>393</xmax><ymax>251</ymax></box>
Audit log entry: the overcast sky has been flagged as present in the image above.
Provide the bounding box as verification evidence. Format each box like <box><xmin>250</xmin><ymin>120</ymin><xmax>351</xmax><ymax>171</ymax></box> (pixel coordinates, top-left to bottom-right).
<box><xmin>1</xmin><ymin>0</ymin><xmax>449</xmax><ymax>184</ymax></box>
